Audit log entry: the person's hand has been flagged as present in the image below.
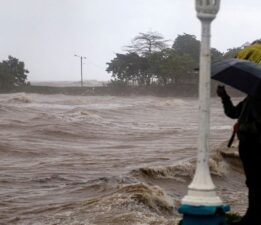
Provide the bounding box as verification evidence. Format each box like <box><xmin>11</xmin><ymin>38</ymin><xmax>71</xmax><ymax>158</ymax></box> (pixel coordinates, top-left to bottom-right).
<box><xmin>216</xmin><ymin>85</ymin><xmax>229</xmax><ymax>98</ymax></box>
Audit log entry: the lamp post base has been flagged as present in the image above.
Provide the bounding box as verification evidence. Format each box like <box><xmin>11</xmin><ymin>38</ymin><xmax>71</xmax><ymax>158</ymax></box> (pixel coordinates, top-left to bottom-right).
<box><xmin>178</xmin><ymin>204</ymin><xmax>230</xmax><ymax>225</ymax></box>
<box><xmin>181</xmin><ymin>188</ymin><xmax>223</xmax><ymax>206</ymax></box>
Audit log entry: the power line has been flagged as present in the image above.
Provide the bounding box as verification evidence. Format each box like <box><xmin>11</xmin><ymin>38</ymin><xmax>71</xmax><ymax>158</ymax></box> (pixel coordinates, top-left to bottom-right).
<box><xmin>84</xmin><ymin>57</ymin><xmax>105</xmax><ymax>71</ymax></box>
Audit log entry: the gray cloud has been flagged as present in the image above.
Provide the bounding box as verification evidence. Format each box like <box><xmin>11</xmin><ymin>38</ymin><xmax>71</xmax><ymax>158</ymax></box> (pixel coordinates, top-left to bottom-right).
<box><xmin>0</xmin><ymin>0</ymin><xmax>259</xmax><ymax>81</ymax></box>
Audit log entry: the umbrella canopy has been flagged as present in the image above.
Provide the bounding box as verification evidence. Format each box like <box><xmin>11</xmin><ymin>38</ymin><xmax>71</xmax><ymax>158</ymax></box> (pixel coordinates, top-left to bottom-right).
<box><xmin>211</xmin><ymin>58</ymin><xmax>261</xmax><ymax>97</ymax></box>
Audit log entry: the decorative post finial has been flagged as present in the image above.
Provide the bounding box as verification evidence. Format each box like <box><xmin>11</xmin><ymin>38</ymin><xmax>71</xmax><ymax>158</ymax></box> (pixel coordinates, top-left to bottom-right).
<box><xmin>196</xmin><ymin>0</ymin><xmax>220</xmax><ymax>20</ymax></box>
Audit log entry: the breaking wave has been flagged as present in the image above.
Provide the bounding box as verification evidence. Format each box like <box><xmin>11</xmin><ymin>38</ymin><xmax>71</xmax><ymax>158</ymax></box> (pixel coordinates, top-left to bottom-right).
<box><xmin>134</xmin><ymin>153</ymin><xmax>229</xmax><ymax>182</ymax></box>
<box><xmin>0</xmin><ymin>94</ymin><xmax>247</xmax><ymax>224</ymax></box>
<box><xmin>7</xmin><ymin>93</ymin><xmax>32</xmax><ymax>103</ymax></box>
<box><xmin>23</xmin><ymin>183</ymin><xmax>177</xmax><ymax>225</ymax></box>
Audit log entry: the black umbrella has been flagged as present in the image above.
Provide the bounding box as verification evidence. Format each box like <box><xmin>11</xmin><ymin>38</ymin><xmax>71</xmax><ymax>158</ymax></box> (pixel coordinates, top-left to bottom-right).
<box><xmin>211</xmin><ymin>58</ymin><xmax>261</xmax><ymax>97</ymax></box>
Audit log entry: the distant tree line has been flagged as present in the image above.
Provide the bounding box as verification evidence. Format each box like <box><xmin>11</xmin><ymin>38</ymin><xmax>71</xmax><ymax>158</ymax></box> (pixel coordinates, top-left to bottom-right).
<box><xmin>106</xmin><ymin>32</ymin><xmax>242</xmax><ymax>86</ymax></box>
<box><xmin>0</xmin><ymin>56</ymin><xmax>29</xmax><ymax>91</ymax></box>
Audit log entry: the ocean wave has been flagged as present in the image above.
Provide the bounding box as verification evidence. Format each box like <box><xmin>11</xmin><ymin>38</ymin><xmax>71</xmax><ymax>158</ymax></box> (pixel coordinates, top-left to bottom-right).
<box><xmin>37</xmin><ymin>127</ymin><xmax>84</xmax><ymax>138</ymax></box>
<box><xmin>216</xmin><ymin>140</ymin><xmax>243</xmax><ymax>173</ymax></box>
<box><xmin>69</xmin><ymin>108</ymin><xmax>102</xmax><ymax>119</ymax></box>
<box><xmin>0</xmin><ymin>94</ymin><xmax>246</xmax><ymax>225</ymax></box>
<box><xmin>160</xmin><ymin>99</ymin><xmax>187</xmax><ymax>107</ymax></box>
<box><xmin>10</xmin><ymin>182</ymin><xmax>176</xmax><ymax>225</ymax></box>
<box><xmin>117</xmin><ymin>182</ymin><xmax>174</xmax><ymax>214</ymax></box>
<box><xmin>31</xmin><ymin>174</ymin><xmax>70</xmax><ymax>183</ymax></box>
<box><xmin>74</xmin><ymin>176</ymin><xmax>139</xmax><ymax>194</ymax></box>
<box><xmin>59</xmin><ymin>98</ymin><xmax>87</xmax><ymax>105</ymax></box>
<box><xmin>134</xmin><ymin>154</ymin><xmax>229</xmax><ymax>182</ymax></box>
<box><xmin>29</xmin><ymin>182</ymin><xmax>176</xmax><ymax>225</ymax></box>
<box><xmin>7</xmin><ymin>93</ymin><xmax>32</xmax><ymax>103</ymax></box>
<box><xmin>134</xmin><ymin>163</ymin><xmax>194</xmax><ymax>182</ymax></box>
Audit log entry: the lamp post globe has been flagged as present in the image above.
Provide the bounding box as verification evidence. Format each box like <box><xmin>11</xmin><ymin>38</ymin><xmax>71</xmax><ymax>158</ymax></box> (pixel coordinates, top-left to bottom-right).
<box><xmin>181</xmin><ymin>0</ymin><xmax>222</xmax><ymax>206</ymax></box>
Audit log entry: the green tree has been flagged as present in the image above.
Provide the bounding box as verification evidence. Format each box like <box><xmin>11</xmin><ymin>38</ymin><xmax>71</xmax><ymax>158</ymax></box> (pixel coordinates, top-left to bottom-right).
<box><xmin>106</xmin><ymin>32</ymin><xmax>225</xmax><ymax>87</ymax></box>
<box><xmin>223</xmin><ymin>47</ymin><xmax>241</xmax><ymax>59</ymax></box>
<box><xmin>162</xmin><ymin>49</ymin><xmax>196</xmax><ymax>84</ymax></box>
<box><xmin>0</xmin><ymin>63</ymin><xmax>15</xmax><ymax>90</ymax></box>
<box><xmin>145</xmin><ymin>50</ymin><xmax>167</xmax><ymax>85</ymax></box>
<box><xmin>211</xmin><ymin>47</ymin><xmax>223</xmax><ymax>62</ymax></box>
<box><xmin>172</xmin><ymin>33</ymin><xmax>223</xmax><ymax>65</ymax></box>
<box><xmin>106</xmin><ymin>53</ymin><xmax>148</xmax><ymax>85</ymax></box>
<box><xmin>0</xmin><ymin>56</ymin><xmax>29</xmax><ymax>90</ymax></box>
<box><xmin>172</xmin><ymin>33</ymin><xmax>200</xmax><ymax>63</ymax></box>
<box><xmin>126</xmin><ymin>31</ymin><xmax>169</xmax><ymax>56</ymax></box>
<box><xmin>144</xmin><ymin>48</ymin><xmax>195</xmax><ymax>86</ymax></box>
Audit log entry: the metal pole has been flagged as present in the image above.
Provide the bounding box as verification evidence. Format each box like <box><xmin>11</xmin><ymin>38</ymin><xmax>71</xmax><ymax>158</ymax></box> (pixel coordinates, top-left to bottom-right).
<box><xmin>80</xmin><ymin>56</ymin><xmax>83</xmax><ymax>87</ymax></box>
<box><xmin>75</xmin><ymin>55</ymin><xmax>86</xmax><ymax>87</ymax></box>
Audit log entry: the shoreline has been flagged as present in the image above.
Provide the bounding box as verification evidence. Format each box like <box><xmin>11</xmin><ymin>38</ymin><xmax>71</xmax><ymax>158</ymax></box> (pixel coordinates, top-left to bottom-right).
<box><xmin>0</xmin><ymin>83</ymin><xmax>244</xmax><ymax>97</ymax></box>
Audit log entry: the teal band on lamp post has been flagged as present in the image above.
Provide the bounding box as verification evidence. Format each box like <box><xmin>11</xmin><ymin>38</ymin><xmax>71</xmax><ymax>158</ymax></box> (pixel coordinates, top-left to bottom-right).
<box><xmin>178</xmin><ymin>1</ymin><xmax>230</xmax><ymax>224</ymax></box>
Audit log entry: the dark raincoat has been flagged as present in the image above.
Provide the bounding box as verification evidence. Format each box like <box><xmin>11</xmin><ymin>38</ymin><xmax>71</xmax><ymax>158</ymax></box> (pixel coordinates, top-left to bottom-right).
<box><xmin>220</xmin><ymin>95</ymin><xmax>261</xmax><ymax>224</ymax></box>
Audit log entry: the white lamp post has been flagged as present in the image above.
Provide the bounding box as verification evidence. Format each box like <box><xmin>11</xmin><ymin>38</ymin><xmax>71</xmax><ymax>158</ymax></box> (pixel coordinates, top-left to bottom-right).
<box><xmin>182</xmin><ymin>0</ymin><xmax>222</xmax><ymax>206</ymax></box>
<box><xmin>178</xmin><ymin>2</ymin><xmax>230</xmax><ymax>224</ymax></box>
<box><xmin>179</xmin><ymin>0</ymin><xmax>229</xmax><ymax>225</ymax></box>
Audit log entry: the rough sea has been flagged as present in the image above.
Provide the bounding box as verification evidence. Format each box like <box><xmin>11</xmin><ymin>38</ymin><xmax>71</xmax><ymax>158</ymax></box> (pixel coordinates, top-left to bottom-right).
<box><xmin>0</xmin><ymin>93</ymin><xmax>247</xmax><ymax>225</ymax></box>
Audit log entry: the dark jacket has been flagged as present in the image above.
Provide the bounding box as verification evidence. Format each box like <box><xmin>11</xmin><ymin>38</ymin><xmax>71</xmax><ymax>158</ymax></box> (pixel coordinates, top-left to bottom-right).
<box><xmin>221</xmin><ymin>95</ymin><xmax>261</xmax><ymax>141</ymax></box>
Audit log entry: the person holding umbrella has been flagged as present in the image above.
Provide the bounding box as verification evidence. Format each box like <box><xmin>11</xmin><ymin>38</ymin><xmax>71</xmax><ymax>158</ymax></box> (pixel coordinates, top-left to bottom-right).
<box><xmin>216</xmin><ymin>40</ymin><xmax>261</xmax><ymax>225</ymax></box>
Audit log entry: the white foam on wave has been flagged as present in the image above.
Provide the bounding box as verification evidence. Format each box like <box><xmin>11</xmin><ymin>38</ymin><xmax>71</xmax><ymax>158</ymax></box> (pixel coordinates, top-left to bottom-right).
<box><xmin>7</xmin><ymin>93</ymin><xmax>32</xmax><ymax>104</ymax></box>
<box><xmin>57</xmin><ymin>108</ymin><xmax>103</xmax><ymax>122</ymax></box>
<box><xmin>31</xmin><ymin>182</ymin><xmax>176</xmax><ymax>225</ymax></box>
<box><xmin>136</xmin><ymin>152</ymin><xmax>229</xmax><ymax>182</ymax></box>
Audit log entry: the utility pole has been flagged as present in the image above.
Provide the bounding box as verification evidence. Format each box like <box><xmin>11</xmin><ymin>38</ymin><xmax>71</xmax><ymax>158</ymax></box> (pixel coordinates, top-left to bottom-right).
<box><xmin>74</xmin><ymin>55</ymin><xmax>87</xmax><ymax>87</ymax></box>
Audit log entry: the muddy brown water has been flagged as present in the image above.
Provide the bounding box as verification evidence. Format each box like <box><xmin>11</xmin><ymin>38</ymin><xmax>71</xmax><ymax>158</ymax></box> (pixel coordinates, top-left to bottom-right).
<box><xmin>0</xmin><ymin>93</ymin><xmax>247</xmax><ymax>225</ymax></box>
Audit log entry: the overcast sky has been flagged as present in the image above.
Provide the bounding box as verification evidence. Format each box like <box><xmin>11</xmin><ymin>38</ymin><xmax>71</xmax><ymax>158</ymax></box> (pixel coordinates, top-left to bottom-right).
<box><xmin>0</xmin><ymin>0</ymin><xmax>260</xmax><ymax>82</ymax></box>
